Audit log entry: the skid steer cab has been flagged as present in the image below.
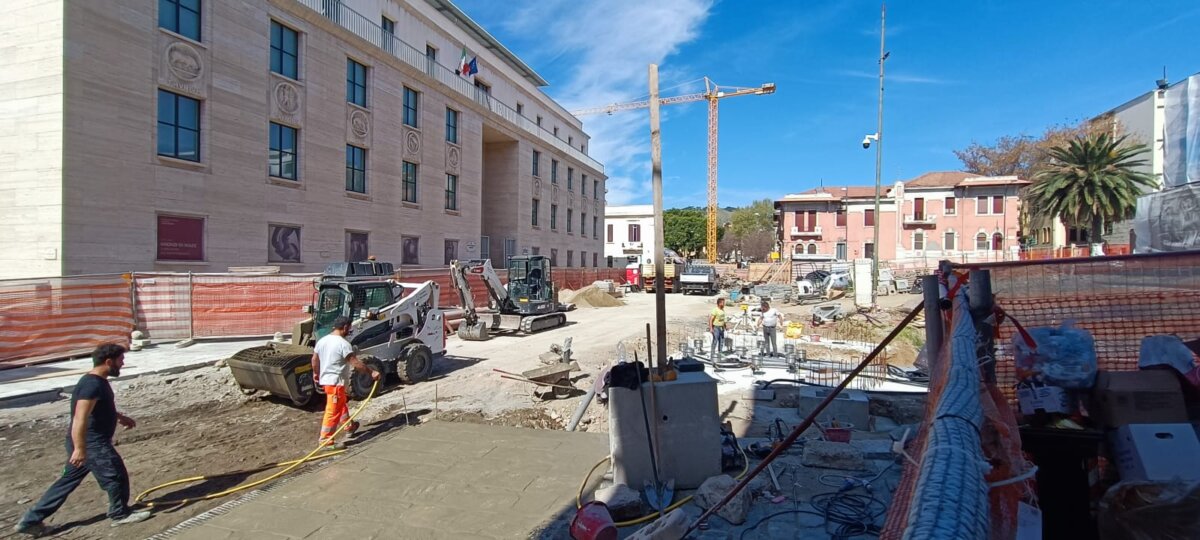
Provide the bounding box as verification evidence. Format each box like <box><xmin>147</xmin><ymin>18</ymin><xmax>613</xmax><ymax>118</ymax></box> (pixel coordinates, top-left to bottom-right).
<box><xmin>227</xmin><ymin>260</ymin><xmax>446</xmax><ymax>406</ymax></box>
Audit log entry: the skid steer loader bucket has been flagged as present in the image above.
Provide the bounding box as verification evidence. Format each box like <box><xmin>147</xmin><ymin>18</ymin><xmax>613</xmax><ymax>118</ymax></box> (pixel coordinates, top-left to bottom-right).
<box><xmin>227</xmin><ymin>343</ymin><xmax>317</xmax><ymax>406</ymax></box>
<box><xmin>457</xmin><ymin>321</ymin><xmax>489</xmax><ymax>341</ymax></box>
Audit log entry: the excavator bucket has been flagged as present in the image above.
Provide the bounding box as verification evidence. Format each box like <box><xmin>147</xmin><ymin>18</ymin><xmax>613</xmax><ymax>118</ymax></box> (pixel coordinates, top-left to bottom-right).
<box><xmin>457</xmin><ymin>321</ymin><xmax>490</xmax><ymax>341</ymax></box>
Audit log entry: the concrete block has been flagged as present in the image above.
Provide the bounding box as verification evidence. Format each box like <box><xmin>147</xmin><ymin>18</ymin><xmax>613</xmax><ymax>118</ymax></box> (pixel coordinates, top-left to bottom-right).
<box><xmin>869</xmin><ymin>394</ymin><xmax>926</xmax><ymax>425</ymax></box>
<box><xmin>802</xmin><ymin>440</ymin><xmax>866</xmax><ymax>471</ymax></box>
<box><xmin>694</xmin><ymin>474</ymin><xmax>752</xmax><ymax>525</ymax></box>
<box><xmin>796</xmin><ymin>386</ymin><xmax>869</xmax><ymax>429</ymax></box>
<box><xmin>850</xmin><ymin>438</ymin><xmax>896</xmax><ymax>460</ymax></box>
<box><xmin>595</xmin><ymin>483</ymin><xmax>644</xmax><ymax>521</ymax></box>
<box><xmin>627</xmin><ymin>508</ymin><xmax>689</xmax><ymax>540</ymax></box>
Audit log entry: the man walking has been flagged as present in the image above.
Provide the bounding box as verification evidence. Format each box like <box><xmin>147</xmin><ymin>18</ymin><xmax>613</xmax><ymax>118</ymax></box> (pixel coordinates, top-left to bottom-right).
<box><xmin>14</xmin><ymin>344</ymin><xmax>151</xmax><ymax>536</ymax></box>
<box><xmin>709</xmin><ymin>297</ymin><xmax>728</xmax><ymax>360</ymax></box>
<box><xmin>312</xmin><ymin>316</ymin><xmax>379</xmax><ymax>448</ymax></box>
<box><xmin>758</xmin><ymin>300</ymin><xmax>785</xmax><ymax>356</ymax></box>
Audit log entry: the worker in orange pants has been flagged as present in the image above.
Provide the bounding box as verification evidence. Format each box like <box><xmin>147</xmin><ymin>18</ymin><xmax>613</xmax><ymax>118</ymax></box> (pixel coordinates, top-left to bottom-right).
<box><xmin>311</xmin><ymin>316</ymin><xmax>379</xmax><ymax>448</ymax></box>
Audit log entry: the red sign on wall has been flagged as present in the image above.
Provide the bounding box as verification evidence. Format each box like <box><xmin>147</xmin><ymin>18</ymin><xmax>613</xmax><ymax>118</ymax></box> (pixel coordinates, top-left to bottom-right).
<box><xmin>157</xmin><ymin>215</ymin><xmax>205</xmax><ymax>261</ymax></box>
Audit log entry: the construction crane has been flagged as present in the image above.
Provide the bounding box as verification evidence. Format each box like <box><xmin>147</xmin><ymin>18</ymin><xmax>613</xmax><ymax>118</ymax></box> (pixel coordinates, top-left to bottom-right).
<box><xmin>571</xmin><ymin>78</ymin><xmax>776</xmax><ymax>263</ymax></box>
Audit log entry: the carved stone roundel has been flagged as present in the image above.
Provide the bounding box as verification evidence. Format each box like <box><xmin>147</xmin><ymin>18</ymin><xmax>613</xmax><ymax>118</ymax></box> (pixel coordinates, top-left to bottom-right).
<box><xmin>553</xmin><ymin>185</ymin><xmax>560</xmax><ymax>202</ymax></box>
<box><xmin>447</xmin><ymin>146</ymin><xmax>461</xmax><ymax>170</ymax></box>
<box><xmin>405</xmin><ymin>131</ymin><xmax>420</xmax><ymax>155</ymax></box>
<box><xmin>350</xmin><ymin>109</ymin><xmax>369</xmax><ymax>138</ymax></box>
<box><xmin>274</xmin><ymin>82</ymin><xmax>300</xmax><ymax>115</ymax></box>
<box><xmin>165</xmin><ymin>42</ymin><xmax>203</xmax><ymax>82</ymax></box>
<box><xmin>534</xmin><ymin>178</ymin><xmax>541</xmax><ymax>193</ymax></box>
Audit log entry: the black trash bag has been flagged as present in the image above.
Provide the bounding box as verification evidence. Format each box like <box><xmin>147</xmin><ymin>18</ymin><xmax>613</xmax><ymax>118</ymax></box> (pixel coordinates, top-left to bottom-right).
<box><xmin>606</xmin><ymin>361</ymin><xmax>649</xmax><ymax>391</ymax></box>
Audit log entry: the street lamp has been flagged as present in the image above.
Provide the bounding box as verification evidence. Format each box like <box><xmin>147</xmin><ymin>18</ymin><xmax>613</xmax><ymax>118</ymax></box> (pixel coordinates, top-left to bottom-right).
<box><xmin>866</xmin><ymin>2</ymin><xmax>887</xmax><ymax>308</ymax></box>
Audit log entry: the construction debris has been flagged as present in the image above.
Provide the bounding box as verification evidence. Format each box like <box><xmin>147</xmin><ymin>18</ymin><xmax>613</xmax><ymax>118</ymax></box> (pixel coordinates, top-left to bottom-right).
<box><xmin>695</xmin><ymin>474</ymin><xmax>753</xmax><ymax>525</ymax></box>
<box><xmin>595</xmin><ymin>484</ymin><xmax>645</xmax><ymax>521</ymax></box>
<box><xmin>627</xmin><ymin>508</ymin><xmax>689</xmax><ymax>540</ymax></box>
<box><xmin>801</xmin><ymin>440</ymin><xmax>867</xmax><ymax>471</ymax></box>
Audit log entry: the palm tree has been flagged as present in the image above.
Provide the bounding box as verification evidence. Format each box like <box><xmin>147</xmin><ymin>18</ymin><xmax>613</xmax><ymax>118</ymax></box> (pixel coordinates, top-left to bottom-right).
<box><xmin>1027</xmin><ymin>133</ymin><xmax>1157</xmax><ymax>249</ymax></box>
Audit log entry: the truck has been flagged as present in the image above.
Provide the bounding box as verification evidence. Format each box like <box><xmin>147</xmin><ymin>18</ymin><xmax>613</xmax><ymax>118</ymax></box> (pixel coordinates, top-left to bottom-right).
<box><xmin>449</xmin><ymin>256</ymin><xmax>568</xmax><ymax>341</ymax></box>
<box><xmin>642</xmin><ymin>249</ymin><xmax>686</xmax><ymax>293</ymax></box>
<box><xmin>226</xmin><ymin>260</ymin><xmax>446</xmax><ymax>406</ymax></box>
<box><xmin>679</xmin><ymin>264</ymin><xmax>718</xmax><ymax>295</ymax></box>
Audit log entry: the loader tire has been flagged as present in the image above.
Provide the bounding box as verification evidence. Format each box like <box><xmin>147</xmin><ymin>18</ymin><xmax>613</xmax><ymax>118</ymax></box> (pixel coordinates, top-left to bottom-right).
<box><xmin>348</xmin><ymin>356</ymin><xmax>385</xmax><ymax>401</ymax></box>
<box><xmin>397</xmin><ymin>344</ymin><xmax>434</xmax><ymax>384</ymax></box>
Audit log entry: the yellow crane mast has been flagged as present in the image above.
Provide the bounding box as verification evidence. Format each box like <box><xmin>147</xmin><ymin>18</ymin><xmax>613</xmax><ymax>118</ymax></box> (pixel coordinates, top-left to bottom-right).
<box><xmin>571</xmin><ymin>77</ymin><xmax>775</xmax><ymax>263</ymax></box>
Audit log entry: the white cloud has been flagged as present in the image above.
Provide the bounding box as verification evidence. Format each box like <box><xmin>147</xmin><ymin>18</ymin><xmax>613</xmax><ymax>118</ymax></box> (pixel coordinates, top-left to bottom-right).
<box><xmin>498</xmin><ymin>0</ymin><xmax>715</xmax><ymax>206</ymax></box>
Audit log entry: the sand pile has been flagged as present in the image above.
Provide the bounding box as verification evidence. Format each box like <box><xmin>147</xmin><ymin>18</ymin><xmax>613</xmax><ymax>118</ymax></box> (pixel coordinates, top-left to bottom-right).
<box><xmin>561</xmin><ymin>285</ymin><xmax>624</xmax><ymax>308</ymax></box>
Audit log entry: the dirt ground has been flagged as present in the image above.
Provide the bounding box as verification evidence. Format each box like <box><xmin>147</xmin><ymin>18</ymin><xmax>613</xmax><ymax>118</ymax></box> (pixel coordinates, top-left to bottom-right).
<box><xmin>0</xmin><ymin>286</ymin><xmax>924</xmax><ymax>539</ymax></box>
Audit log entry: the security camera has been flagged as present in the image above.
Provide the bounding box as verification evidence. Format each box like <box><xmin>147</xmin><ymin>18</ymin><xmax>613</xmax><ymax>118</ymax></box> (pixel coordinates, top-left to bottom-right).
<box><xmin>862</xmin><ymin>136</ymin><xmax>872</xmax><ymax>149</ymax></box>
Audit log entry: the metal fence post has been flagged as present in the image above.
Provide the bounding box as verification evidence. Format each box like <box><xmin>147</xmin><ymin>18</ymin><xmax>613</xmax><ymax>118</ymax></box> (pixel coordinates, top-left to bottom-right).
<box><xmin>967</xmin><ymin>269</ymin><xmax>996</xmax><ymax>384</ymax></box>
<box><xmin>922</xmin><ymin>274</ymin><xmax>943</xmax><ymax>375</ymax></box>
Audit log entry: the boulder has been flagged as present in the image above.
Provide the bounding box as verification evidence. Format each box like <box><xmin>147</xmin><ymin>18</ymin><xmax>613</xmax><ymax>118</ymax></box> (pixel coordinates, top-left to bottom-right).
<box><xmin>595</xmin><ymin>484</ymin><xmax>644</xmax><ymax>521</ymax></box>
<box><xmin>694</xmin><ymin>474</ymin><xmax>752</xmax><ymax>525</ymax></box>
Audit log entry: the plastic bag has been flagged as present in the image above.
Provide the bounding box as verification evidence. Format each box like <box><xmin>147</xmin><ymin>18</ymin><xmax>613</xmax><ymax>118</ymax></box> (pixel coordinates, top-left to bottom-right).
<box><xmin>1099</xmin><ymin>480</ymin><xmax>1200</xmax><ymax>540</ymax></box>
<box><xmin>1138</xmin><ymin>335</ymin><xmax>1198</xmax><ymax>375</ymax></box>
<box><xmin>1013</xmin><ymin>322</ymin><xmax>1098</xmax><ymax>389</ymax></box>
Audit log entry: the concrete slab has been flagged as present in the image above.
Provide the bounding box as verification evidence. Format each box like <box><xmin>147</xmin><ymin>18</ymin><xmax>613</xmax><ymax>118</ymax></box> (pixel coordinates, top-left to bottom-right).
<box><xmin>169</xmin><ymin>421</ymin><xmax>608</xmax><ymax>540</ymax></box>
<box><xmin>0</xmin><ymin>338</ymin><xmax>261</xmax><ymax>405</ymax></box>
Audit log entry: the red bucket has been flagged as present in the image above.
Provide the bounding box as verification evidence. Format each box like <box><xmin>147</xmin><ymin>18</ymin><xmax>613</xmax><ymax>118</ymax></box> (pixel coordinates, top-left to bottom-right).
<box><xmin>571</xmin><ymin>501</ymin><xmax>618</xmax><ymax>540</ymax></box>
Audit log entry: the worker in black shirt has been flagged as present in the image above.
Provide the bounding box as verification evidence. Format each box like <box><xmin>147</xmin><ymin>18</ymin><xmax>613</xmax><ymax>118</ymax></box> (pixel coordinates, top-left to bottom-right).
<box><xmin>14</xmin><ymin>343</ymin><xmax>152</xmax><ymax>536</ymax></box>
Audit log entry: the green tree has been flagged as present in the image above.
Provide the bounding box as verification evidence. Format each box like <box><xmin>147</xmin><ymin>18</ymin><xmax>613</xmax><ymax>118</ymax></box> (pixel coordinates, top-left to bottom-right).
<box><xmin>1026</xmin><ymin>133</ymin><xmax>1157</xmax><ymax>244</ymax></box>
<box><xmin>728</xmin><ymin>199</ymin><xmax>775</xmax><ymax>238</ymax></box>
<box><xmin>663</xmin><ymin>208</ymin><xmax>707</xmax><ymax>256</ymax></box>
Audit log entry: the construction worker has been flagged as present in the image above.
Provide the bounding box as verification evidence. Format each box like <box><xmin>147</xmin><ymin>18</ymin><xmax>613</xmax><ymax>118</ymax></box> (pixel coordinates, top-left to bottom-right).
<box><xmin>758</xmin><ymin>300</ymin><xmax>785</xmax><ymax>356</ymax></box>
<box><xmin>709</xmin><ymin>297</ymin><xmax>728</xmax><ymax>360</ymax></box>
<box><xmin>311</xmin><ymin>316</ymin><xmax>379</xmax><ymax>448</ymax></box>
<box><xmin>14</xmin><ymin>344</ymin><xmax>152</xmax><ymax>537</ymax></box>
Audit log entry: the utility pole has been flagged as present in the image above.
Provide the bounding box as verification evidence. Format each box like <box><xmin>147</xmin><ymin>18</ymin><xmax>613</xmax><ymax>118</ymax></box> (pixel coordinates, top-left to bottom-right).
<box><xmin>871</xmin><ymin>2</ymin><xmax>887</xmax><ymax>308</ymax></box>
<box><xmin>649</xmin><ymin>64</ymin><xmax>667</xmax><ymax>370</ymax></box>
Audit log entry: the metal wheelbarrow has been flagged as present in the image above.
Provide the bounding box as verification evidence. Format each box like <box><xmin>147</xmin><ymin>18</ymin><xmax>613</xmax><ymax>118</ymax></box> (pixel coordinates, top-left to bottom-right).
<box><xmin>493</xmin><ymin>361</ymin><xmax>580</xmax><ymax>399</ymax></box>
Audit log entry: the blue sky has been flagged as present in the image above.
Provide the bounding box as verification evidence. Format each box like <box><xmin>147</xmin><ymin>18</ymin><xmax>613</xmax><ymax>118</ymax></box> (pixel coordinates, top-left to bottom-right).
<box><xmin>456</xmin><ymin>0</ymin><xmax>1200</xmax><ymax>207</ymax></box>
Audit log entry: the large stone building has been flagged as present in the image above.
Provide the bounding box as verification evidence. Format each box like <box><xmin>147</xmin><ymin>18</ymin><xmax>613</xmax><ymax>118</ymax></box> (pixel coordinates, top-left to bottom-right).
<box><xmin>775</xmin><ymin>172</ymin><xmax>1027</xmax><ymax>265</ymax></box>
<box><xmin>0</xmin><ymin>0</ymin><xmax>605</xmax><ymax>279</ymax></box>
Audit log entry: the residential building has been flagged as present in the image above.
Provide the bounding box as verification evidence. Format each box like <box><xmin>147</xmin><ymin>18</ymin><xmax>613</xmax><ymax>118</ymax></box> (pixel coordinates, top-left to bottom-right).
<box><xmin>604</xmin><ymin>205</ymin><xmax>655</xmax><ymax>267</ymax></box>
<box><xmin>0</xmin><ymin>0</ymin><xmax>605</xmax><ymax>279</ymax></box>
<box><xmin>775</xmin><ymin>172</ymin><xmax>1027</xmax><ymax>265</ymax></box>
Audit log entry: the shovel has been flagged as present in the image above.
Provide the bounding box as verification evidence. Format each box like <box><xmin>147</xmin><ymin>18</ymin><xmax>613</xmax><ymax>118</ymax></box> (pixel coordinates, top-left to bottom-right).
<box><xmin>633</xmin><ymin>352</ymin><xmax>671</xmax><ymax>511</ymax></box>
<box><xmin>644</xmin><ymin>478</ymin><xmax>675</xmax><ymax>512</ymax></box>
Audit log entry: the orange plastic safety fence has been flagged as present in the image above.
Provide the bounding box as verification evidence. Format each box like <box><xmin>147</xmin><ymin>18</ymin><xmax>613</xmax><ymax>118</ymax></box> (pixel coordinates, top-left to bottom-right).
<box><xmin>190</xmin><ymin>275</ymin><xmax>319</xmax><ymax>338</ymax></box>
<box><xmin>0</xmin><ymin>275</ymin><xmax>134</xmax><ymax>367</ymax></box>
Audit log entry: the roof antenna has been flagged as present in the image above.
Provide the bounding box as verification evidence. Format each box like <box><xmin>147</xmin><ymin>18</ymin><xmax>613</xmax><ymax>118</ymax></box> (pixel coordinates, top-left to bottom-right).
<box><xmin>1157</xmin><ymin>66</ymin><xmax>1169</xmax><ymax>90</ymax></box>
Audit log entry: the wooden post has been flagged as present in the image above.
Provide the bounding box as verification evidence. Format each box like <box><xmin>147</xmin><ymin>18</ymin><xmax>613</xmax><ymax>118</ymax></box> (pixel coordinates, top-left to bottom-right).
<box><xmin>649</xmin><ymin>63</ymin><xmax>667</xmax><ymax>371</ymax></box>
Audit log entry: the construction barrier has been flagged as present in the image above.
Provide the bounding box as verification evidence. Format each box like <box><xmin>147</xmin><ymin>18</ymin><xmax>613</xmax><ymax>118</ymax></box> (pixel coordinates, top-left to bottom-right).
<box><xmin>0</xmin><ymin>274</ymin><xmax>135</xmax><ymax>368</ymax></box>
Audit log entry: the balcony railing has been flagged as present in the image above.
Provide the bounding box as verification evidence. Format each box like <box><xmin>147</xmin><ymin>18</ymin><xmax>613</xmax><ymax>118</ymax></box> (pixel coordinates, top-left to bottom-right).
<box><xmin>297</xmin><ymin>0</ymin><xmax>603</xmax><ymax>172</ymax></box>
<box><xmin>791</xmin><ymin>226</ymin><xmax>823</xmax><ymax>237</ymax></box>
<box><xmin>903</xmin><ymin>214</ymin><xmax>936</xmax><ymax>225</ymax></box>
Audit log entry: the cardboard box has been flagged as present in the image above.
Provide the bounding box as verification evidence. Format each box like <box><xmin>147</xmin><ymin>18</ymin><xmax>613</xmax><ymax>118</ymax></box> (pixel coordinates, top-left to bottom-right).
<box><xmin>1090</xmin><ymin>370</ymin><xmax>1187</xmax><ymax>429</ymax></box>
<box><xmin>1109</xmin><ymin>423</ymin><xmax>1200</xmax><ymax>482</ymax></box>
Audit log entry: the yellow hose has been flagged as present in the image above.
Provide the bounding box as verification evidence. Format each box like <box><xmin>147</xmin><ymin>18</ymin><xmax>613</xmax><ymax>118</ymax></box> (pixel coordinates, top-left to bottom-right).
<box><xmin>576</xmin><ymin>442</ymin><xmax>751</xmax><ymax>527</ymax></box>
<box><xmin>134</xmin><ymin>380</ymin><xmax>379</xmax><ymax>508</ymax></box>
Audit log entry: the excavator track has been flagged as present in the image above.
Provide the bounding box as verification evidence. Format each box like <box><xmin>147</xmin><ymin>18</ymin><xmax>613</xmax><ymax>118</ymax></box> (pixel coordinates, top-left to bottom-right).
<box><xmin>519</xmin><ymin>312</ymin><xmax>566</xmax><ymax>334</ymax></box>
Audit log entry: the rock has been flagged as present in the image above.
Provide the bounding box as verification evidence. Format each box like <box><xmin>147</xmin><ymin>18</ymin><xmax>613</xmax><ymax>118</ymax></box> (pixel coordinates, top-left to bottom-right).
<box><xmin>595</xmin><ymin>484</ymin><xmax>644</xmax><ymax>521</ymax></box>
<box><xmin>17</xmin><ymin>497</ymin><xmax>31</xmax><ymax>504</ymax></box>
<box><xmin>746</xmin><ymin>473</ymin><xmax>770</xmax><ymax>495</ymax></box>
<box><xmin>694</xmin><ymin>474</ymin><xmax>752</xmax><ymax>525</ymax></box>
<box><xmin>213</xmin><ymin>359</ymin><xmax>227</xmax><ymax>368</ymax></box>
<box><xmin>802</xmin><ymin>440</ymin><xmax>866</xmax><ymax>471</ymax></box>
<box><xmin>627</xmin><ymin>508</ymin><xmax>690</xmax><ymax>540</ymax></box>
<box><xmin>869</xmin><ymin>395</ymin><xmax>925</xmax><ymax>425</ymax></box>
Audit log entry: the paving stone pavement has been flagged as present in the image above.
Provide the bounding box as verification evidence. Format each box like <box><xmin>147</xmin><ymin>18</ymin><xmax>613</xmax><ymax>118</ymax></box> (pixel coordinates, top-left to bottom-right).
<box><xmin>169</xmin><ymin>421</ymin><xmax>608</xmax><ymax>539</ymax></box>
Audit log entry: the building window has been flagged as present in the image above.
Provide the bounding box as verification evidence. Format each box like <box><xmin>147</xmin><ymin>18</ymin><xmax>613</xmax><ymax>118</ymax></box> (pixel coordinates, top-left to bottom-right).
<box><xmin>992</xmin><ymin>232</ymin><xmax>1003</xmax><ymax>251</ymax></box>
<box><xmin>403</xmin><ymin>86</ymin><xmax>419</xmax><ymax>127</ymax></box>
<box><xmin>944</xmin><ymin>197</ymin><xmax>956</xmax><ymax>215</ymax></box>
<box><xmin>976</xmin><ymin>196</ymin><xmax>1003</xmax><ymax>215</ymax></box>
<box><xmin>594</xmin><ymin>217</ymin><xmax>599</xmax><ymax>239</ymax></box>
<box><xmin>993</xmin><ymin>196</ymin><xmax>1003</xmax><ymax>215</ymax></box>
<box><xmin>381</xmin><ymin>16</ymin><xmax>395</xmax><ymax>52</ymax></box>
<box><xmin>595</xmin><ymin>179</ymin><xmax>601</xmax><ymax>197</ymax></box>
<box><xmin>796</xmin><ymin>211</ymin><xmax>817</xmax><ymax>232</ymax></box>
<box><xmin>807</xmin><ymin>243</ymin><xmax>818</xmax><ymax>255</ymax></box>
<box><xmin>569</xmin><ymin>136</ymin><xmax>574</xmax><ymax>146</ymax></box>
<box><xmin>516</xmin><ymin>103</ymin><xmax>524</xmax><ymax>116</ymax></box>
<box><xmin>551</xmin><ymin>160</ymin><xmax>559</xmax><ymax>183</ymax></box>
<box><xmin>346</xmin><ymin>59</ymin><xmax>367</xmax><ymax>107</ymax></box>
<box><xmin>345</xmin><ymin>145</ymin><xmax>367</xmax><ymax>193</ymax></box>
<box><xmin>157</xmin><ymin>215</ymin><xmax>205</xmax><ymax>261</ymax></box>
<box><xmin>581</xmin><ymin>213</ymin><xmax>587</xmax><ymax>237</ymax></box>
<box><xmin>553</xmin><ymin>126</ymin><xmax>559</xmax><ymax>138</ymax></box>
<box><xmin>913</xmin><ymin>230</ymin><xmax>925</xmax><ymax>251</ymax></box>
<box><xmin>551</xmin><ymin>204</ymin><xmax>558</xmax><ymax>230</ymax></box>
<box><xmin>443</xmin><ymin>239</ymin><xmax>458</xmax><ymax>265</ymax></box>
<box><xmin>270</xmin><ymin>21</ymin><xmax>299</xmax><ymax>79</ymax></box>
<box><xmin>864</xmin><ymin>242</ymin><xmax>875</xmax><ymax>259</ymax></box>
<box><xmin>836</xmin><ymin>209</ymin><xmax>846</xmax><ymax>227</ymax></box>
<box><xmin>445</xmin><ymin>173</ymin><xmax>458</xmax><ymax>210</ymax></box>
<box><xmin>567</xmin><ymin>209</ymin><xmax>574</xmax><ymax>233</ymax></box>
<box><xmin>268</xmin><ymin>224</ymin><xmax>302</xmax><ymax>263</ymax></box>
<box><xmin>346</xmin><ymin>231</ymin><xmax>369</xmax><ymax>262</ymax></box>
<box><xmin>628</xmin><ymin>224</ymin><xmax>641</xmax><ymax>242</ymax></box>
<box><xmin>607</xmin><ymin>223</ymin><xmax>614</xmax><ymax>242</ymax></box>
<box><xmin>913</xmin><ymin>198</ymin><xmax>926</xmax><ymax>220</ymax></box>
<box><xmin>402</xmin><ymin>236</ymin><xmax>419</xmax><ymax>265</ymax></box>
<box><xmin>864</xmin><ymin>209</ymin><xmax>875</xmax><ymax>227</ymax></box>
<box><xmin>581</xmin><ymin>174</ymin><xmax>588</xmax><ymax>197</ymax></box>
<box><xmin>536</xmin><ymin>115</ymin><xmax>543</xmax><ymax>127</ymax></box>
<box><xmin>567</xmin><ymin>167</ymin><xmax>574</xmax><ymax>191</ymax></box>
<box><xmin>550</xmin><ymin>248</ymin><xmax>558</xmax><ymax>266</ymax></box>
<box><xmin>567</xmin><ymin>250</ymin><xmax>574</xmax><ymax>267</ymax></box>
<box><xmin>532</xmin><ymin>247</ymin><xmax>541</xmax><ymax>256</ymax></box>
<box><xmin>160</xmin><ymin>0</ymin><xmax>201</xmax><ymax>41</ymax></box>
<box><xmin>532</xmin><ymin>150</ymin><xmax>540</xmax><ymax>176</ymax></box>
<box><xmin>581</xmin><ymin>250</ymin><xmax>587</xmax><ymax>267</ymax></box>
<box><xmin>944</xmin><ymin>231</ymin><xmax>956</xmax><ymax>251</ymax></box>
<box><xmin>157</xmin><ymin>89</ymin><xmax>200</xmax><ymax>162</ymax></box>
<box><xmin>593</xmin><ymin>253</ymin><xmax>598</xmax><ymax>267</ymax></box>
<box><xmin>445</xmin><ymin>108</ymin><xmax>459</xmax><ymax>144</ymax></box>
<box><xmin>402</xmin><ymin>161</ymin><xmax>418</xmax><ymax>203</ymax></box>
<box><xmin>975</xmin><ymin>232</ymin><xmax>988</xmax><ymax>251</ymax></box>
<box><xmin>532</xmin><ymin>198</ymin><xmax>540</xmax><ymax>227</ymax></box>
<box><xmin>835</xmin><ymin>242</ymin><xmax>847</xmax><ymax>260</ymax></box>
<box><xmin>268</xmin><ymin>122</ymin><xmax>297</xmax><ymax>180</ymax></box>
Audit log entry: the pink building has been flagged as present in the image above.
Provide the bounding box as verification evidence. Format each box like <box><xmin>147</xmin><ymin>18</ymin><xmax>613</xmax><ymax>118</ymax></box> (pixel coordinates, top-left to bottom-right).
<box><xmin>775</xmin><ymin>172</ymin><xmax>1029</xmax><ymax>265</ymax></box>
